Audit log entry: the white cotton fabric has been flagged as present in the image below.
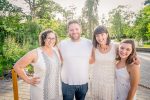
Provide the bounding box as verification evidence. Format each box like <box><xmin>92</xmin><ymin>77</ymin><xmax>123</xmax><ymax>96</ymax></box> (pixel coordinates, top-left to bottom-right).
<box><xmin>59</xmin><ymin>38</ymin><xmax>92</xmax><ymax>85</ymax></box>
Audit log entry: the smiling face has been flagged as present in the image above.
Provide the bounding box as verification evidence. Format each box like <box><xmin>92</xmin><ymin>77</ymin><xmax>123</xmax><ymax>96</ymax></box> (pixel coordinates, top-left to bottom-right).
<box><xmin>68</xmin><ymin>23</ymin><xmax>81</xmax><ymax>41</ymax></box>
<box><xmin>44</xmin><ymin>33</ymin><xmax>56</xmax><ymax>47</ymax></box>
<box><xmin>93</xmin><ymin>26</ymin><xmax>110</xmax><ymax>48</ymax></box>
<box><xmin>119</xmin><ymin>43</ymin><xmax>133</xmax><ymax>59</ymax></box>
<box><xmin>95</xmin><ymin>32</ymin><xmax>108</xmax><ymax>45</ymax></box>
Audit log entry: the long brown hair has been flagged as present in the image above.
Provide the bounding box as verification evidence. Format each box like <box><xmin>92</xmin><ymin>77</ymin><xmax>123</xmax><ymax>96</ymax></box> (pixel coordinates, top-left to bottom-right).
<box><xmin>116</xmin><ymin>39</ymin><xmax>137</xmax><ymax>65</ymax></box>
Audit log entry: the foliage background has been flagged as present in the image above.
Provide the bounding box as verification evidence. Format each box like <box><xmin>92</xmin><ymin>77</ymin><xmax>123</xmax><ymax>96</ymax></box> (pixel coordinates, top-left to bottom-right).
<box><xmin>0</xmin><ymin>0</ymin><xmax>149</xmax><ymax>77</ymax></box>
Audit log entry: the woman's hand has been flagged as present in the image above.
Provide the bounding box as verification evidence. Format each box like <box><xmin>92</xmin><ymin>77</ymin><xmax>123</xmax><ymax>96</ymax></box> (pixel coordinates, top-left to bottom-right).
<box><xmin>26</xmin><ymin>77</ymin><xmax>40</xmax><ymax>86</ymax></box>
<box><xmin>132</xmin><ymin>56</ymin><xmax>140</xmax><ymax>65</ymax></box>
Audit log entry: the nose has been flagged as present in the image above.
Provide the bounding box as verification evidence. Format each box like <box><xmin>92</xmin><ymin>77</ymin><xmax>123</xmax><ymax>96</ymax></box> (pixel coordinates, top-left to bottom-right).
<box><xmin>98</xmin><ymin>35</ymin><xmax>103</xmax><ymax>40</ymax></box>
<box><xmin>72</xmin><ymin>29</ymin><xmax>77</xmax><ymax>33</ymax></box>
<box><xmin>121</xmin><ymin>49</ymin><xmax>126</xmax><ymax>54</ymax></box>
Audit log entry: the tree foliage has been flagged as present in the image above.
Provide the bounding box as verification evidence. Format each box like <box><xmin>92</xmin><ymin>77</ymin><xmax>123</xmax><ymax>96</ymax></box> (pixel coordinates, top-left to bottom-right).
<box><xmin>81</xmin><ymin>0</ymin><xmax>100</xmax><ymax>38</ymax></box>
<box><xmin>133</xmin><ymin>5</ymin><xmax>150</xmax><ymax>41</ymax></box>
<box><xmin>24</xmin><ymin>0</ymin><xmax>64</xmax><ymax>20</ymax></box>
<box><xmin>2</xmin><ymin>37</ymin><xmax>29</xmax><ymax>70</ymax></box>
<box><xmin>0</xmin><ymin>0</ymin><xmax>66</xmax><ymax>76</ymax></box>
<box><xmin>108</xmin><ymin>5</ymin><xmax>136</xmax><ymax>41</ymax></box>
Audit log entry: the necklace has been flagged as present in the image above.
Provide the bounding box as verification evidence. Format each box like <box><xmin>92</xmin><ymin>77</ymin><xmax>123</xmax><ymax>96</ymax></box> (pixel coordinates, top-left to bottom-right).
<box><xmin>98</xmin><ymin>45</ymin><xmax>111</xmax><ymax>54</ymax></box>
<box><xmin>101</xmin><ymin>47</ymin><xmax>108</xmax><ymax>51</ymax></box>
<box><xmin>99</xmin><ymin>45</ymin><xmax>109</xmax><ymax>51</ymax></box>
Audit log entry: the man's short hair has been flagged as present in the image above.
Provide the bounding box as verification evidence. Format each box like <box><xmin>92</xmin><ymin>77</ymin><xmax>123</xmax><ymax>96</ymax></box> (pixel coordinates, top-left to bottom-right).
<box><xmin>67</xmin><ymin>20</ymin><xmax>81</xmax><ymax>29</ymax></box>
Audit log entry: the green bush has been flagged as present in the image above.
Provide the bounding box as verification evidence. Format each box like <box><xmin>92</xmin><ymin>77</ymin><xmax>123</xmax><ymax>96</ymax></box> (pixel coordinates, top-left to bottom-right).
<box><xmin>144</xmin><ymin>42</ymin><xmax>150</xmax><ymax>45</ymax></box>
<box><xmin>2</xmin><ymin>36</ymin><xmax>30</xmax><ymax>70</ymax></box>
<box><xmin>143</xmin><ymin>41</ymin><xmax>150</xmax><ymax>48</ymax></box>
<box><xmin>27</xmin><ymin>65</ymin><xmax>34</xmax><ymax>75</ymax></box>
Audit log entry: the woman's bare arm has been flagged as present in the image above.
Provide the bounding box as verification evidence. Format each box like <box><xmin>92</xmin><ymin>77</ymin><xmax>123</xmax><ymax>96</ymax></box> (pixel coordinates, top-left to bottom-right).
<box><xmin>127</xmin><ymin>64</ymin><xmax>140</xmax><ymax>100</ymax></box>
<box><xmin>89</xmin><ymin>47</ymin><xmax>95</xmax><ymax>64</ymax></box>
<box><xmin>13</xmin><ymin>50</ymin><xmax>40</xmax><ymax>85</ymax></box>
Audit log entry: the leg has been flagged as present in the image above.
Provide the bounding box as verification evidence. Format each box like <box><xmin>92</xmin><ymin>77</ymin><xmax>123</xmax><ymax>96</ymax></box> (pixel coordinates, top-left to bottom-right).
<box><xmin>62</xmin><ymin>82</ymin><xmax>75</xmax><ymax>100</ymax></box>
<box><xmin>75</xmin><ymin>83</ymin><xmax>88</xmax><ymax>100</ymax></box>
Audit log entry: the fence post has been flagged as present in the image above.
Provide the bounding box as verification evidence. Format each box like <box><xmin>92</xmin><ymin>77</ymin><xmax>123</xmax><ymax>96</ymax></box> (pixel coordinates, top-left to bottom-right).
<box><xmin>11</xmin><ymin>69</ymin><xmax>19</xmax><ymax>100</ymax></box>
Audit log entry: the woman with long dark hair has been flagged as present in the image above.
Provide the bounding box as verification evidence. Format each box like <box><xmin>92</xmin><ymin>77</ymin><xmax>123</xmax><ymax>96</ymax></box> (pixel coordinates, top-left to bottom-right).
<box><xmin>90</xmin><ymin>25</ymin><xmax>117</xmax><ymax>100</ymax></box>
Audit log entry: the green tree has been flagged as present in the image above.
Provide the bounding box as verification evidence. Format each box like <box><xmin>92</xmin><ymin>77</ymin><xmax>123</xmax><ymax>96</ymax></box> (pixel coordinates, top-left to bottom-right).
<box><xmin>0</xmin><ymin>0</ymin><xmax>68</xmax><ymax>72</ymax></box>
<box><xmin>82</xmin><ymin>0</ymin><xmax>100</xmax><ymax>38</ymax></box>
<box><xmin>144</xmin><ymin>0</ymin><xmax>150</xmax><ymax>5</ymax></box>
<box><xmin>131</xmin><ymin>4</ymin><xmax>150</xmax><ymax>42</ymax></box>
<box><xmin>24</xmin><ymin>0</ymin><xmax>64</xmax><ymax>20</ymax></box>
<box><xmin>62</xmin><ymin>6</ymin><xmax>76</xmax><ymax>24</ymax></box>
<box><xmin>0</xmin><ymin>0</ymin><xmax>23</xmax><ymax>55</ymax></box>
<box><xmin>108</xmin><ymin>5</ymin><xmax>135</xmax><ymax>41</ymax></box>
<box><xmin>2</xmin><ymin>37</ymin><xmax>29</xmax><ymax>70</ymax></box>
<box><xmin>0</xmin><ymin>0</ymin><xmax>22</xmax><ymax>15</ymax></box>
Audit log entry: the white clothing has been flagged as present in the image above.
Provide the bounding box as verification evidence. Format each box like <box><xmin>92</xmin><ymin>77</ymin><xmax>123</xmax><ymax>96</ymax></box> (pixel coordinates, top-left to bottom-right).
<box><xmin>91</xmin><ymin>43</ymin><xmax>116</xmax><ymax>100</ymax></box>
<box><xmin>30</xmin><ymin>48</ymin><xmax>62</xmax><ymax>100</ymax></box>
<box><xmin>59</xmin><ymin>38</ymin><xmax>92</xmax><ymax>85</ymax></box>
<box><xmin>115</xmin><ymin>67</ymin><xmax>136</xmax><ymax>100</ymax></box>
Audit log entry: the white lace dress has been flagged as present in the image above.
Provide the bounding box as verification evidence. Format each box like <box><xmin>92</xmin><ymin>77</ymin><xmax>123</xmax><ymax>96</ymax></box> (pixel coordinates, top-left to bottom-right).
<box><xmin>90</xmin><ymin>43</ymin><xmax>116</xmax><ymax>100</ymax></box>
<box><xmin>30</xmin><ymin>48</ymin><xmax>62</xmax><ymax>100</ymax></box>
<box><xmin>115</xmin><ymin>67</ymin><xmax>136</xmax><ymax>100</ymax></box>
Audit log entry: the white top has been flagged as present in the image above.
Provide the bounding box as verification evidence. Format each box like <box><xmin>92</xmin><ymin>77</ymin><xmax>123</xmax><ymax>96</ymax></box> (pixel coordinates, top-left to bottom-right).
<box><xmin>30</xmin><ymin>48</ymin><xmax>62</xmax><ymax>100</ymax></box>
<box><xmin>90</xmin><ymin>43</ymin><xmax>116</xmax><ymax>100</ymax></box>
<box><xmin>115</xmin><ymin>67</ymin><xmax>136</xmax><ymax>100</ymax></box>
<box><xmin>59</xmin><ymin>38</ymin><xmax>92</xmax><ymax>85</ymax></box>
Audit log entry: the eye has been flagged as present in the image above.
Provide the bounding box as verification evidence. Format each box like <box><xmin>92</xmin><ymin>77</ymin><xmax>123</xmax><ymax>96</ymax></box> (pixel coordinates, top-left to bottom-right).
<box><xmin>120</xmin><ymin>46</ymin><xmax>124</xmax><ymax>50</ymax></box>
<box><xmin>126</xmin><ymin>48</ymin><xmax>131</xmax><ymax>51</ymax></box>
<box><xmin>47</xmin><ymin>37</ymin><xmax>55</xmax><ymax>40</ymax></box>
<box><xmin>69</xmin><ymin>29</ymin><xmax>73</xmax><ymax>32</ymax></box>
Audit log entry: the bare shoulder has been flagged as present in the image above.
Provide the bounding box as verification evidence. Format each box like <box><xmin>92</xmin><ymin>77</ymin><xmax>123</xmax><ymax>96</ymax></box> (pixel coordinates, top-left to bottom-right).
<box><xmin>22</xmin><ymin>48</ymin><xmax>38</xmax><ymax>62</ymax></box>
<box><xmin>128</xmin><ymin>64</ymin><xmax>140</xmax><ymax>72</ymax></box>
<box><xmin>14</xmin><ymin>48</ymin><xmax>38</xmax><ymax>67</ymax></box>
<box><xmin>26</xmin><ymin>49</ymin><xmax>37</xmax><ymax>57</ymax></box>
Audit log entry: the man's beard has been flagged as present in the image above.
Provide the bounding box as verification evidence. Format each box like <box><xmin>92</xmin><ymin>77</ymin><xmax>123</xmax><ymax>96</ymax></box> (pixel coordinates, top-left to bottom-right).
<box><xmin>69</xmin><ymin>34</ymin><xmax>80</xmax><ymax>41</ymax></box>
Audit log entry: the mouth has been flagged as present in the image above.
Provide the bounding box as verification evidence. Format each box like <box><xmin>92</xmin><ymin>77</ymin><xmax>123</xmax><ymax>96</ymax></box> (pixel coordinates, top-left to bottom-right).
<box><xmin>48</xmin><ymin>42</ymin><xmax>54</xmax><ymax>46</ymax></box>
<box><xmin>98</xmin><ymin>39</ymin><xmax>105</xmax><ymax>43</ymax></box>
<box><xmin>73</xmin><ymin>33</ymin><xmax>79</xmax><ymax>36</ymax></box>
<box><xmin>120</xmin><ymin>52</ymin><xmax>127</xmax><ymax>57</ymax></box>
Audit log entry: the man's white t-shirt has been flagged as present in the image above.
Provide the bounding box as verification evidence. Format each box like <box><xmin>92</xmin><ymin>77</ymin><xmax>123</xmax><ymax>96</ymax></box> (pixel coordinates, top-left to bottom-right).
<box><xmin>59</xmin><ymin>38</ymin><xmax>92</xmax><ymax>85</ymax></box>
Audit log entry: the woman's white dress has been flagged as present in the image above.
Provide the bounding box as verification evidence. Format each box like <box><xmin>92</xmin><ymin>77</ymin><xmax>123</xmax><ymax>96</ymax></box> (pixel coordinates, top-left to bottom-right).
<box><xmin>91</xmin><ymin>43</ymin><xmax>116</xmax><ymax>100</ymax></box>
<box><xmin>30</xmin><ymin>48</ymin><xmax>62</xmax><ymax>100</ymax></box>
<box><xmin>115</xmin><ymin>67</ymin><xmax>136</xmax><ymax>100</ymax></box>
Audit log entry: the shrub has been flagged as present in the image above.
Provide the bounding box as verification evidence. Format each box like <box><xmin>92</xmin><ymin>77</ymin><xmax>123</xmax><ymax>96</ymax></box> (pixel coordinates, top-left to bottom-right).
<box><xmin>2</xmin><ymin>36</ymin><xmax>30</xmax><ymax>70</ymax></box>
<box><xmin>27</xmin><ymin>65</ymin><xmax>34</xmax><ymax>75</ymax></box>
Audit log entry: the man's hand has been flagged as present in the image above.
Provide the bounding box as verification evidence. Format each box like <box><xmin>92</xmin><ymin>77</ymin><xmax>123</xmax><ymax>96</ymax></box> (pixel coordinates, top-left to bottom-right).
<box><xmin>133</xmin><ymin>56</ymin><xmax>140</xmax><ymax>65</ymax></box>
